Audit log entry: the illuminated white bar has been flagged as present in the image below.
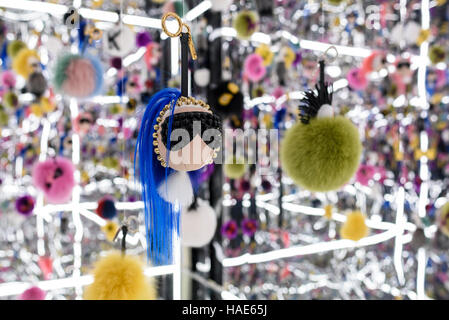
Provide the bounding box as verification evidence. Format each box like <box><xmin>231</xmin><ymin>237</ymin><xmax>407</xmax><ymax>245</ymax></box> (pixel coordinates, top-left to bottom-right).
<box><xmin>78</xmin><ymin>8</ymin><xmax>118</xmax><ymax>23</ymax></box>
<box><xmin>299</xmin><ymin>40</ymin><xmax>372</xmax><ymax>58</ymax></box>
<box><xmin>122</xmin><ymin>14</ymin><xmax>162</xmax><ymax>29</ymax></box>
<box><xmin>393</xmin><ymin>187</ymin><xmax>406</xmax><ymax>286</ymax></box>
<box><xmin>0</xmin><ymin>265</ymin><xmax>176</xmax><ymax>297</ymax></box>
<box><xmin>185</xmin><ymin>0</ymin><xmax>212</xmax><ymax>21</ymax></box>
<box><xmin>0</xmin><ymin>0</ymin><xmax>67</xmax><ymax>15</ymax></box>
<box><xmin>416</xmin><ymin>248</ymin><xmax>428</xmax><ymax>299</ymax></box>
<box><xmin>70</xmin><ymin>99</ymin><xmax>84</xmax><ymax>299</ymax></box>
<box><xmin>171</xmin><ymin>37</ymin><xmax>179</xmax><ymax>76</ymax></box>
<box><xmin>222</xmin><ymin>228</ymin><xmax>398</xmax><ymax>267</ymax></box>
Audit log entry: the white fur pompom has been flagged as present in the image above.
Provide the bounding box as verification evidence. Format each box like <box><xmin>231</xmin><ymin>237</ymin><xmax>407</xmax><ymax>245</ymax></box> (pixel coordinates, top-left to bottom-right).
<box><xmin>317</xmin><ymin>104</ymin><xmax>334</xmax><ymax>118</ymax></box>
<box><xmin>210</xmin><ymin>0</ymin><xmax>232</xmax><ymax>12</ymax></box>
<box><xmin>442</xmin><ymin>129</ymin><xmax>449</xmax><ymax>143</ymax></box>
<box><xmin>157</xmin><ymin>171</ymin><xmax>194</xmax><ymax>207</ymax></box>
<box><xmin>194</xmin><ymin>68</ymin><xmax>210</xmax><ymax>87</ymax></box>
<box><xmin>181</xmin><ymin>199</ymin><xmax>217</xmax><ymax>248</ymax></box>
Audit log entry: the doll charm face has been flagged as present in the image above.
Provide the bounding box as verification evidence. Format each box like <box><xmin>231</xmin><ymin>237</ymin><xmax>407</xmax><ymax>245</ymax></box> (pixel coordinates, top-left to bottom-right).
<box><xmin>154</xmin><ymin>97</ymin><xmax>222</xmax><ymax>171</ymax></box>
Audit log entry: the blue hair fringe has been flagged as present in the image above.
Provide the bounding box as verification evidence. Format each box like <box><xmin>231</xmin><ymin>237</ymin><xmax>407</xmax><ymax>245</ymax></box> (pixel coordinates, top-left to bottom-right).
<box><xmin>135</xmin><ymin>88</ymin><xmax>208</xmax><ymax>265</ymax></box>
<box><xmin>135</xmin><ymin>88</ymin><xmax>181</xmax><ymax>266</ymax></box>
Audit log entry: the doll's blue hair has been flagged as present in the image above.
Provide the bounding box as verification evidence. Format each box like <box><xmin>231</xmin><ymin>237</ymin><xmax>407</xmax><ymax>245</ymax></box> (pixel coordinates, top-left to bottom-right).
<box><xmin>135</xmin><ymin>88</ymin><xmax>181</xmax><ymax>266</ymax></box>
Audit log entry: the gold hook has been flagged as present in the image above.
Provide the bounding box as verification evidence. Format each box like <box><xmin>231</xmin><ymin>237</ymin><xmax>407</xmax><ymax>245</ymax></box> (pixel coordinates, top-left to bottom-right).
<box><xmin>161</xmin><ymin>12</ymin><xmax>197</xmax><ymax>60</ymax></box>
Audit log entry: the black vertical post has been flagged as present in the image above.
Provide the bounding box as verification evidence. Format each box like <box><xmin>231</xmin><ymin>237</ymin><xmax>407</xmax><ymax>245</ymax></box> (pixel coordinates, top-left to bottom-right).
<box><xmin>180</xmin><ymin>33</ymin><xmax>189</xmax><ymax>97</ymax></box>
<box><xmin>319</xmin><ymin>59</ymin><xmax>325</xmax><ymax>87</ymax></box>
<box><xmin>206</xmin><ymin>9</ymin><xmax>223</xmax><ymax>300</ymax></box>
<box><xmin>278</xmin><ymin>167</ymin><xmax>284</xmax><ymax>228</ymax></box>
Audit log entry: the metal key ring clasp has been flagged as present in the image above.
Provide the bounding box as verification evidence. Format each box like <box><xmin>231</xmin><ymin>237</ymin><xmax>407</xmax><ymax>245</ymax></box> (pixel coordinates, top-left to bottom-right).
<box><xmin>161</xmin><ymin>12</ymin><xmax>183</xmax><ymax>38</ymax></box>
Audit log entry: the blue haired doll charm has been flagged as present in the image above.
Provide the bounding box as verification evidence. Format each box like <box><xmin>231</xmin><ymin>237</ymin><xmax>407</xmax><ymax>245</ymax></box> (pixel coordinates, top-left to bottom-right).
<box><xmin>135</xmin><ymin>13</ymin><xmax>222</xmax><ymax>265</ymax></box>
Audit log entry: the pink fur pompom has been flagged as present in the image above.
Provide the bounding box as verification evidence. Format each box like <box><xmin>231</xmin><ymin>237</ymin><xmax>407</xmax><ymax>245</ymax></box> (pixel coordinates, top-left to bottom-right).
<box><xmin>32</xmin><ymin>157</ymin><xmax>76</xmax><ymax>204</ymax></box>
<box><xmin>355</xmin><ymin>164</ymin><xmax>377</xmax><ymax>186</ymax></box>
<box><xmin>272</xmin><ymin>87</ymin><xmax>284</xmax><ymax>99</ymax></box>
<box><xmin>244</xmin><ymin>53</ymin><xmax>266</xmax><ymax>82</ymax></box>
<box><xmin>19</xmin><ymin>286</ymin><xmax>46</xmax><ymax>300</ymax></box>
<box><xmin>436</xmin><ymin>69</ymin><xmax>447</xmax><ymax>89</ymax></box>
<box><xmin>1</xmin><ymin>70</ymin><xmax>16</xmax><ymax>89</ymax></box>
<box><xmin>356</xmin><ymin>164</ymin><xmax>387</xmax><ymax>186</ymax></box>
<box><xmin>347</xmin><ymin>68</ymin><xmax>368</xmax><ymax>91</ymax></box>
<box><xmin>61</xmin><ymin>59</ymin><xmax>96</xmax><ymax>98</ymax></box>
<box><xmin>73</xmin><ymin>112</ymin><xmax>94</xmax><ymax>136</ymax></box>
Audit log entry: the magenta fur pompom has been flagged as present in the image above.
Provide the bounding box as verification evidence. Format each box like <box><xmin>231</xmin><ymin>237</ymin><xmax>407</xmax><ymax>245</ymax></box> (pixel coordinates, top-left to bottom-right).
<box><xmin>136</xmin><ymin>31</ymin><xmax>152</xmax><ymax>47</ymax></box>
<box><xmin>1</xmin><ymin>70</ymin><xmax>16</xmax><ymax>89</ymax></box>
<box><xmin>32</xmin><ymin>157</ymin><xmax>76</xmax><ymax>204</ymax></box>
<box><xmin>15</xmin><ymin>195</ymin><xmax>35</xmax><ymax>216</ymax></box>
<box><xmin>110</xmin><ymin>57</ymin><xmax>122</xmax><ymax>70</ymax></box>
<box><xmin>347</xmin><ymin>68</ymin><xmax>368</xmax><ymax>91</ymax></box>
<box><xmin>19</xmin><ymin>286</ymin><xmax>46</xmax><ymax>300</ymax></box>
<box><xmin>244</xmin><ymin>53</ymin><xmax>266</xmax><ymax>82</ymax></box>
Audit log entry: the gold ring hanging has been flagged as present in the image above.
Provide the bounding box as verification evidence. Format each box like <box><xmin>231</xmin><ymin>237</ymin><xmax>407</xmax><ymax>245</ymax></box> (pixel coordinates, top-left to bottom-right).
<box><xmin>161</xmin><ymin>12</ymin><xmax>183</xmax><ymax>38</ymax></box>
<box><xmin>161</xmin><ymin>12</ymin><xmax>197</xmax><ymax>60</ymax></box>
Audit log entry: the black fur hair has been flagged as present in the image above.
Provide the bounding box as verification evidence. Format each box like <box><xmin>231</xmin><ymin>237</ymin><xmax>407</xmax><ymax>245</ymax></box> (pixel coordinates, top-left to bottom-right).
<box><xmin>299</xmin><ymin>60</ymin><xmax>333</xmax><ymax>124</ymax></box>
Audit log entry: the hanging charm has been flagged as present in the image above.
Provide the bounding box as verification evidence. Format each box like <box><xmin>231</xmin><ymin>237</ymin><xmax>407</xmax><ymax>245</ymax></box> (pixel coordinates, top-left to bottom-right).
<box><xmin>280</xmin><ymin>46</ymin><xmax>363</xmax><ymax>193</ymax></box>
<box><xmin>135</xmin><ymin>12</ymin><xmax>222</xmax><ymax>266</ymax></box>
<box><xmin>299</xmin><ymin>59</ymin><xmax>334</xmax><ymax>124</ymax></box>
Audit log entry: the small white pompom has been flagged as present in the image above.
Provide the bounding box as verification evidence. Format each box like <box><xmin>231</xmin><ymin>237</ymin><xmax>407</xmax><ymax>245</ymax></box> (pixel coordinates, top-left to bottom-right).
<box><xmin>194</xmin><ymin>68</ymin><xmax>210</xmax><ymax>87</ymax></box>
<box><xmin>46</xmin><ymin>37</ymin><xmax>63</xmax><ymax>56</ymax></box>
<box><xmin>210</xmin><ymin>0</ymin><xmax>232</xmax><ymax>12</ymax></box>
<box><xmin>181</xmin><ymin>198</ymin><xmax>217</xmax><ymax>248</ymax></box>
<box><xmin>317</xmin><ymin>104</ymin><xmax>334</xmax><ymax>118</ymax></box>
<box><xmin>442</xmin><ymin>129</ymin><xmax>449</xmax><ymax>143</ymax></box>
<box><xmin>157</xmin><ymin>171</ymin><xmax>194</xmax><ymax>207</ymax></box>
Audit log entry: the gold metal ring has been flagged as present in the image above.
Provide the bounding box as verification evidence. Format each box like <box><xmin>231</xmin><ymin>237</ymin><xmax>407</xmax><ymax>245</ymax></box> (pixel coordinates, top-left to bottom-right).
<box><xmin>161</xmin><ymin>12</ymin><xmax>183</xmax><ymax>38</ymax></box>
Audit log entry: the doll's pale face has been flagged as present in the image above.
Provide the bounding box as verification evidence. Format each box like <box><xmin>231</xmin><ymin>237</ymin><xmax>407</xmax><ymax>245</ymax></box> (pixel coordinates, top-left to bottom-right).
<box><xmin>156</xmin><ymin>104</ymin><xmax>218</xmax><ymax>171</ymax></box>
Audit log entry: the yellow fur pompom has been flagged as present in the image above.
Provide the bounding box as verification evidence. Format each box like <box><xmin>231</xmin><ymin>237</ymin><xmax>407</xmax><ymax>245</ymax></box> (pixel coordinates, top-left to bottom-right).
<box><xmin>84</xmin><ymin>251</ymin><xmax>157</xmax><ymax>300</ymax></box>
<box><xmin>101</xmin><ymin>221</ymin><xmax>119</xmax><ymax>242</ymax></box>
<box><xmin>12</xmin><ymin>49</ymin><xmax>40</xmax><ymax>79</ymax></box>
<box><xmin>340</xmin><ymin>211</ymin><xmax>369</xmax><ymax>241</ymax></box>
<box><xmin>40</xmin><ymin>97</ymin><xmax>55</xmax><ymax>113</ymax></box>
<box><xmin>255</xmin><ymin>44</ymin><xmax>273</xmax><ymax>66</ymax></box>
<box><xmin>30</xmin><ymin>103</ymin><xmax>44</xmax><ymax>117</ymax></box>
<box><xmin>324</xmin><ymin>205</ymin><xmax>333</xmax><ymax>220</ymax></box>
